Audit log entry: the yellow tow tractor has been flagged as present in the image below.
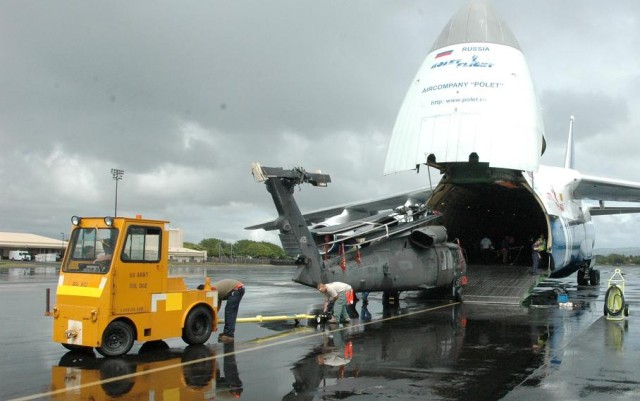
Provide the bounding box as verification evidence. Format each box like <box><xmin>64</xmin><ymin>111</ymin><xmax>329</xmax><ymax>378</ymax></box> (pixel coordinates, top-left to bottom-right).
<box><xmin>48</xmin><ymin>215</ymin><xmax>218</xmax><ymax>357</ymax></box>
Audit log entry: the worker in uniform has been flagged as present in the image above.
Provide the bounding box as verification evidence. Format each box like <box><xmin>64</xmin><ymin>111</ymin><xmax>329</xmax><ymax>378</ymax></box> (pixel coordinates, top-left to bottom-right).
<box><xmin>214</xmin><ymin>279</ymin><xmax>245</xmax><ymax>343</ymax></box>
<box><xmin>317</xmin><ymin>282</ymin><xmax>352</xmax><ymax>324</ymax></box>
<box><xmin>531</xmin><ymin>235</ymin><xmax>546</xmax><ymax>275</ymax></box>
<box><xmin>480</xmin><ymin>236</ymin><xmax>494</xmax><ymax>264</ymax></box>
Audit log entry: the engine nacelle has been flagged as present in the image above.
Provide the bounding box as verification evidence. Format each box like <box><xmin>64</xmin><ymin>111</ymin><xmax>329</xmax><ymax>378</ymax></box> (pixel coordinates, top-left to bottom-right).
<box><xmin>409</xmin><ymin>226</ymin><xmax>448</xmax><ymax>248</ymax></box>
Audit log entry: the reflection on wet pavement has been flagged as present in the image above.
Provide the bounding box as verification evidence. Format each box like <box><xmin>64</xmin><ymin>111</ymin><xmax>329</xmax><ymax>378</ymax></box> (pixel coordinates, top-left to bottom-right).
<box><xmin>2</xmin><ymin>265</ymin><xmax>639</xmax><ymax>400</ymax></box>
<box><xmin>51</xmin><ymin>343</ymin><xmax>217</xmax><ymax>400</ymax></box>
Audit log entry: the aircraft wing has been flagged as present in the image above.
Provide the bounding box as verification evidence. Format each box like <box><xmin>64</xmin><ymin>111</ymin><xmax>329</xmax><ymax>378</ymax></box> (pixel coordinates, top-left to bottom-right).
<box><xmin>247</xmin><ymin>187</ymin><xmax>434</xmax><ymax>231</ymax></box>
<box><xmin>574</xmin><ymin>174</ymin><xmax>640</xmax><ymax>215</ymax></box>
<box><xmin>574</xmin><ymin>174</ymin><xmax>640</xmax><ymax>202</ymax></box>
<box><xmin>589</xmin><ymin>206</ymin><xmax>640</xmax><ymax>216</ymax></box>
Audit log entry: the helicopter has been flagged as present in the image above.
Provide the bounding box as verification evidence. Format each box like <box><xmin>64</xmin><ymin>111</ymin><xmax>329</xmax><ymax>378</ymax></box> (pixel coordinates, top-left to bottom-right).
<box><xmin>248</xmin><ymin>163</ymin><xmax>467</xmax><ymax>304</ymax></box>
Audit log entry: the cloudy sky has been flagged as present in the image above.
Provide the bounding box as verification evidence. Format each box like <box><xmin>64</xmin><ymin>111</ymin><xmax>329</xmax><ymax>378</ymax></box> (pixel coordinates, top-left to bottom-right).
<box><xmin>1</xmin><ymin>0</ymin><xmax>639</xmax><ymax>249</ymax></box>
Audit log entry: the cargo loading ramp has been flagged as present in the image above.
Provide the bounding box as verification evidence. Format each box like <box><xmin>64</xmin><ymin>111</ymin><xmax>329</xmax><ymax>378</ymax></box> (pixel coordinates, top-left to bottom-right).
<box><xmin>464</xmin><ymin>265</ymin><xmax>541</xmax><ymax>305</ymax></box>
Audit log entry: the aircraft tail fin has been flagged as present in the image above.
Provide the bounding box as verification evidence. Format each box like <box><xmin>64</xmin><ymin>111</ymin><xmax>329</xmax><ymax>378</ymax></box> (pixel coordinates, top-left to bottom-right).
<box><xmin>251</xmin><ymin>163</ymin><xmax>329</xmax><ymax>287</ymax></box>
<box><xmin>564</xmin><ymin>115</ymin><xmax>575</xmax><ymax>169</ymax></box>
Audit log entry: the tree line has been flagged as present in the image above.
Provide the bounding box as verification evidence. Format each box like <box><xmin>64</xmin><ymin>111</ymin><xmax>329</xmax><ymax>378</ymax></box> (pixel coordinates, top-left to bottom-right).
<box><xmin>182</xmin><ymin>240</ymin><xmax>640</xmax><ymax>265</ymax></box>
<box><xmin>184</xmin><ymin>238</ymin><xmax>288</xmax><ymax>260</ymax></box>
<box><xmin>595</xmin><ymin>254</ymin><xmax>640</xmax><ymax>266</ymax></box>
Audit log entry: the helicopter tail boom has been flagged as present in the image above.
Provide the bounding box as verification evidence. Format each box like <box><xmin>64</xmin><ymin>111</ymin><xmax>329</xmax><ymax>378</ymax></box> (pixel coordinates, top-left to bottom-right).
<box><xmin>252</xmin><ymin>163</ymin><xmax>330</xmax><ymax>287</ymax></box>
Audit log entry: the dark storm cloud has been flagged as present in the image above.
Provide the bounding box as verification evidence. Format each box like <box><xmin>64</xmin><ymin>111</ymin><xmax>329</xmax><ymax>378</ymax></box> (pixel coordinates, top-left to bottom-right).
<box><xmin>1</xmin><ymin>1</ymin><xmax>639</xmax><ymax>248</ymax></box>
<box><xmin>541</xmin><ymin>91</ymin><xmax>627</xmax><ymax>142</ymax></box>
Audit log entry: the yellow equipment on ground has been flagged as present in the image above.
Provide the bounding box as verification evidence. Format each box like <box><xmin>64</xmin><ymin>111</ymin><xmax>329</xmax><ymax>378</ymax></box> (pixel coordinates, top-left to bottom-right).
<box><xmin>51</xmin><ymin>345</ymin><xmax>218</xmax><ymax>401</ymax></box>
<box><xmin>604</xmin><ymin>268</ymin><xmax>629</xmax><ymax>321</ymax></box>
<box><xmin>49</xmin><ymin>216</ymin><xmax>218</xmax><ymax>357</ymax></box>
<box><xmin>220</xmin><ymin>314</ymin><xmax>315</xmax><ymax>324</ymax></box>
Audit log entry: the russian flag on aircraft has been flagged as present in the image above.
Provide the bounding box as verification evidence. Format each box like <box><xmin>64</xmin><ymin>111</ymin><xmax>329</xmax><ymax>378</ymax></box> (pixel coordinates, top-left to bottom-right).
<box><xmin>435</xmin><ymin>49</ymin><xmax>453</xmax><ymax>58</ymax></box>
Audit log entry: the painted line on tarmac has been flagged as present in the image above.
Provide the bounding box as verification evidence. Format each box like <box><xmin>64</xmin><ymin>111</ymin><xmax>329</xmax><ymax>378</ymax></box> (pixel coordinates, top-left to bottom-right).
<box><xmin>9</xmin><ymin>301</ymin><xmax>458</xmax><ymax>401</ymax></box>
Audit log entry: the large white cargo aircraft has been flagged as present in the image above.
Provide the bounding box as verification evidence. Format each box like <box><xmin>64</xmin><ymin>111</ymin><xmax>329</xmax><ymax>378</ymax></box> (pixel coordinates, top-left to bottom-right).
<box><xmin>383</xmin><ymin>0</ymin><xmax>640</xmax><ymax>286</ymax></box>
<box><xmin>251</xmin><ymin>0</ymin><xmax>640</xmax><ymax>293</ymax></box>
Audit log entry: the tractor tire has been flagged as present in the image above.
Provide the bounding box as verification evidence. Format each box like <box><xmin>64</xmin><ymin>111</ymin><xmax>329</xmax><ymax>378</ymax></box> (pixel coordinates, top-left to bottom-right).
<box><xmin>97</xmin><ymin>321</ymin><xmax>135</xmax><ymax>357</ymax></box>
<box><xmin>182</xmin><ymin>305</ymin><xmax>213</xmax><ymax>345</ymax></box>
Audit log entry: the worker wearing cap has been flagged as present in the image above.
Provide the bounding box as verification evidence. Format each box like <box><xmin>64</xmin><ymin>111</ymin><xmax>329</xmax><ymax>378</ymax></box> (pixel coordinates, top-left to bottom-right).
<box><xmin>214</xmin><ymin>279</ymin><xmax>244</xmax><ymax>343</ymax></box>
<box><xmin>317</xmin><ymin>282</ymin><xmax>352</xmax><ymax>324</ymax></box>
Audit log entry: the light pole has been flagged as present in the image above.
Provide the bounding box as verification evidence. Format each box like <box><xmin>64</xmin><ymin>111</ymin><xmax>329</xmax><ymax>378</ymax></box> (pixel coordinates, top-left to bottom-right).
<box><xmin>111</xmin><ymin>168</ymin><xmax>124</xmax><ymax>217</ymax></box>
<box><xmin>60</xmin><ymin>232</ymin><xmax>65</xmax><ymax>255</ymax></box>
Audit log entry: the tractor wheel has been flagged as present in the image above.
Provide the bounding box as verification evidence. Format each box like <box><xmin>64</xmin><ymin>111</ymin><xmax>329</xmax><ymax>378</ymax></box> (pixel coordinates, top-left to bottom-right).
<box><xmin>182</xmin><ymin>305</ymin><xmax>213</xmax><ymax>345</ymax></box>
<box><xmin>97</xmin><ymin>321</ymin><xmax>135</xmax><ymax>357</ymax></box>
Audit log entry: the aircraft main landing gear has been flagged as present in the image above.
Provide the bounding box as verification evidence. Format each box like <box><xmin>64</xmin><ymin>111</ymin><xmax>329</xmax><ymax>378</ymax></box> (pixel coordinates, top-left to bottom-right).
<box><xmin>383</xmin><ymin>291</ymin><xmax>400</xmax><ymax>306</ymax></box>
<box><xmin>578</xmin><ymin>266</ymin><xmax>600</xmax><ymax>286</ymax></box>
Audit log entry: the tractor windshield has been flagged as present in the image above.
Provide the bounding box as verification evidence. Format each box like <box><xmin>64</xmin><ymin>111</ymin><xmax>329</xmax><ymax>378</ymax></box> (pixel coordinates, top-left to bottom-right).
<box><xmin>62</xmin><ymin>227</ymin><xmax>119</xmax><ymax>274</ymax></box>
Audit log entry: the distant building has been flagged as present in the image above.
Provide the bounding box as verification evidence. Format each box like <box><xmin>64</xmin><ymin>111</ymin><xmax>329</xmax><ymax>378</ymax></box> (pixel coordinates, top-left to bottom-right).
<box><xmin>168</xmin><ymin>228</ymin><xmax>207</xmax><ymax>263</ymax></box>
<box><xmin>0</xmin><ymin>228</ymin><xmax>206</xmax><ymax>262</ymax></box>
<box><xmin>0</xmin><ymin>232</ymin><xmax>65</xmax><ymax>260</ymax></box>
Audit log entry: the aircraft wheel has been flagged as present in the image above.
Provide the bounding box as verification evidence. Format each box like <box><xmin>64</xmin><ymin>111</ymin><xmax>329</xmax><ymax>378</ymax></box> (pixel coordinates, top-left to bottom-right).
<box><xmin>383</xmin><ymin>291</ymin><xmax>400</xmax><ymax>306</ymax></box>
<box><xmin>577</xmin><ymin>271</ymin><xmax>589</xmax><ymax>286</ymax></box>
<box><xmin>589</xmin><ymin>269</ymin><xmax>600</xmax><ymax>286</ymax></box>
<box><xmin>624</xmin><ymin>304</ymin><xmax>630</xmax><ymax>317</ymax></box>
<box><xmin>182</xmin><ymin>305</ymin><xmax>213</xmax><ymax>345</ymax></box>
<box><xmin>604</xmin><ymin>284</ymin><xmax>625</xmax><ymax>317</ymax></box>
<box><xmin>97</xmin><ymin>321</ymin><xmax>135</xmax><ymax>357</ymax></box>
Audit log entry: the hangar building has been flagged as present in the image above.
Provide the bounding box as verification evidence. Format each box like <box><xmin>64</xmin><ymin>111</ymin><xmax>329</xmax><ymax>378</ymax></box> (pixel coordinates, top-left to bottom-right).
<box><xmin>1</xmin><ymin>228</ymin><xmax>206</xmax><ymax>262</ymax></box>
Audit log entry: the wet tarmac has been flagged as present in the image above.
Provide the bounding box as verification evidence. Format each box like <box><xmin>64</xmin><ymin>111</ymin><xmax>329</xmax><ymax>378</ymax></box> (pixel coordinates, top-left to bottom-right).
<box><xmin>1</xmin><ymin>264</ymin><xmax>639</xmax><ymax>400</ymax></box>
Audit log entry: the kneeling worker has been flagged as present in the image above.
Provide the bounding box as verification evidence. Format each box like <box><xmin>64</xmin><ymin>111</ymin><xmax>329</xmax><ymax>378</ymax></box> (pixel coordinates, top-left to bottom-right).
<box><xmin>214</xmin><ymin>279</ymin><xmax>245</xmax><ymax>343</ymax></box>
<box><xmin>317</xmin><ymin>282</ymin><xmax>352</xmax><ymax>324</ymax></box>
